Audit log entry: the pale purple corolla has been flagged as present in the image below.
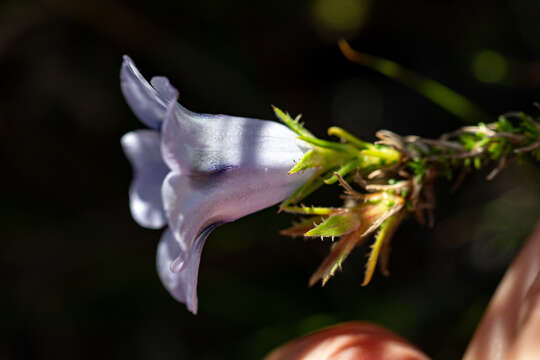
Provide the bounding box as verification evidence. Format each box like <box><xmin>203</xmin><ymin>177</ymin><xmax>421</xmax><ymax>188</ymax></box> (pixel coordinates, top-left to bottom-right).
<box><xmin>120</xmin><ymin>56</ymin><xmax>313</xmax><ymax>314</ymax></box>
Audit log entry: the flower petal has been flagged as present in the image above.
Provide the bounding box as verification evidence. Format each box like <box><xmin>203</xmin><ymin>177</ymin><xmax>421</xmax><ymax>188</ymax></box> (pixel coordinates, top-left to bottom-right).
<box><xmin>162</xmin><ymin>138</ymin><xmax>313</xmax><ymax>246</ymax></box>
<box><xmin>156</xmin><ymin>227</ymin><xmax>218</xmax><ymax>314</ymax></box>
<box><xmin>121</xmin><ymin>130</ymin><xmax>169</xmax><ymax>229</ymax></box>
<box><xmin>160</xmin><ymin>92</ymin><xmax>308</xmax><ymax>175</ymax></box>
<box><xmin>122</xmin><ymin>59</ymin><xmax>316</xmax><ymax>312</ymax></box>
<box><xmin>120</xmin><ymin>56</ymin><xmax>170</xmax><ymax>129</ymax></box>
<box><xmin>150</xmin><ymin>76</ymin><xmax>179</xmax><ymax>104</ymax></box>
<box><xmin>160</xmin><ymin>92</ymin><xmax>313</xmax><ymax>266</ymax></box>
<box><xmin>161</xmin><ymin>159</ymin><xmax>312</xmax><ymax>310</ymax></box>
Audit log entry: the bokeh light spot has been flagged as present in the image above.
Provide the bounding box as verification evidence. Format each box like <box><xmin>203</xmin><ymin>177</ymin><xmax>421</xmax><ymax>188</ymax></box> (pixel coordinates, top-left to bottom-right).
<box><xmin>313</xmin><ymin>0</ymin><xmax>369</xmax><ymax>33</ymax></box>
<box><xmin>472</xmin><ymin>50</ymin><xmax>508</xmax><ymax>84</ymax></box>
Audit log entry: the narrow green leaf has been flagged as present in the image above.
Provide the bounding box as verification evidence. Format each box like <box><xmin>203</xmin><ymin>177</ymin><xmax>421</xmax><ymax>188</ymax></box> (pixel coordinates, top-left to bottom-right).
<box><xmin>309</xmin><ymin>229</ymin><xmax>367</xmax><ymax>286</ymax></box>
<box><xmin>305</xmin><ymin>211</ymin><xmax>361</xmax><ymax>237</ymax></box>
<box><xmin>280</xmin><ymin>216</ymin><xmax>324</xmax><ymax>237</ymax></box>
<box><xmin>339</xmin><ymin>40</ymin><xmax>489</xmax><ymax>123</ymax></box>
<box><xmin>362</xmin><ymin>210</ymin><xmax>405</xmax><ymax>286</ymax></box>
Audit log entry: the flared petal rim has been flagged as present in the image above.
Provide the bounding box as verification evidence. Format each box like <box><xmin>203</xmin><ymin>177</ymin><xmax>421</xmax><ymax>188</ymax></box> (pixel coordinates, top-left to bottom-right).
<box><xmin>121</xmin><ymin>56</ymin><xmax>169</xmax><ymax>130</ymax></box>
<box><xmin>160</xmin><ymin>160</ymin><xmax>312</xmax><ymax>311</ymax></box>
<box><xmin>156</xmin><ymin>227</ymin><xmax>218</xmax><ymax>314</ymax></box>
<box><xmin>121</xmin><ymin>130</ymin><xmax>169</xmax><ymax>229</ymax></box>
<box><xmin>150</xmin><ymin>76</ymin><xmax>179</xmax><ymax>104</ymax></box>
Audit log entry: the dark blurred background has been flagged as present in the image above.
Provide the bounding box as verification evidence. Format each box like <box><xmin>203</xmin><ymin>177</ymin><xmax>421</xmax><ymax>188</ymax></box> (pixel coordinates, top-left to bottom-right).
<box><xmin>2</xmin><ymin>0</ymin><xmax>540</xmax><ymax>359</ymax></box>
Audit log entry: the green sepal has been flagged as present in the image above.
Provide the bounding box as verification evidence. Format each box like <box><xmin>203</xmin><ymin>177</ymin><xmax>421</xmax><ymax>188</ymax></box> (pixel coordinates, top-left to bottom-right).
<box><xmin>324</xmin><ymin>159</ymin><xmax>360</xmax><ymax>184</ymax></box>
<box><xmin>283</xmin><ymin>150</ymin><xmax>357</xmax><ymax>207</ymax></box>
<box><xmin>328</xmin><ymin>127</ymin><xmax>370</xmax><ymax>149</ymax></box>
<box><xmin>279</xmin><ymin>171</ymin><xmax>326</xmax><ymax>209</ymax></box>
<box><xmin>305</xmin><ymin>211</ymin><xmax>361</xmax><ymax>237</ymax></box>
<box><xmin>272</xmin><ymin>105</ymin><xmax>313</xmax><ymax>137</ymax></box>
<box><xmin>297</xmin><ymin>135</ymin><xmax>358</xmax><ymax>153</ymax></box>
<box><xmin>289</xmin><ymin>150</ymin><xmax>319</xmax><ymax>174</ymax></box>
<box><xmin>289</xmin><ymin>147</ymin><xmax>339</xmax><ymax>174</ymax></box>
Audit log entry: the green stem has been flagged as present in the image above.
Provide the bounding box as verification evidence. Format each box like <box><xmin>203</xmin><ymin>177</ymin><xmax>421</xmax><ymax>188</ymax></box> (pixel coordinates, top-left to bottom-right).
<box><xmin>339</xmin><ymin>40</ymin><xmax>490</xmax><ymax>123</ymax></box>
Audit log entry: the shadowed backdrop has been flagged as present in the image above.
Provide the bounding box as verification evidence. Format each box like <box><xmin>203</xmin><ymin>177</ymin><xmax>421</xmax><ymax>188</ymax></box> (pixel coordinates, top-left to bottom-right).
<box><xmin>1</xmin><ymin>0</ymin><xmax>540</xmax><ymax>359</ymax></box>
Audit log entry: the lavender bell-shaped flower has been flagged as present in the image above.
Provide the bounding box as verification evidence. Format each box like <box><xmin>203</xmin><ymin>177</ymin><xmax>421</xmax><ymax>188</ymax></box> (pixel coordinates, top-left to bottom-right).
<box><xmin>120</xmin><ymin>56</ymin><xmax>313</xmax><ymax>314</ymax></box>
